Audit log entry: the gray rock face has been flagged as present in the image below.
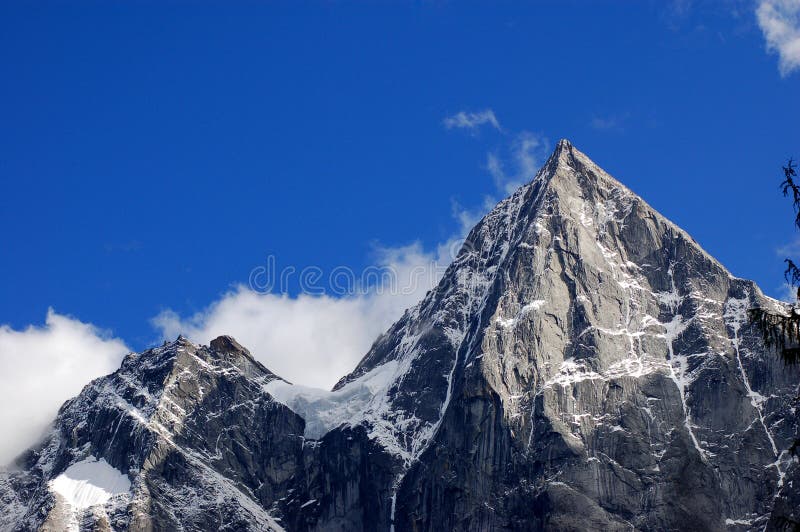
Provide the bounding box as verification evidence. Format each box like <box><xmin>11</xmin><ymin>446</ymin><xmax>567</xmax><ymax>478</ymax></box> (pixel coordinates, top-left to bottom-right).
<box><xmin>389</xmin><ymin>142</ymin><xmax>799</xmax><ymax>531</ymax></box>
<box><xmin>1</xmin><ymin>140</ymin><xmax>798</xmax><ymax>531</ymax></box>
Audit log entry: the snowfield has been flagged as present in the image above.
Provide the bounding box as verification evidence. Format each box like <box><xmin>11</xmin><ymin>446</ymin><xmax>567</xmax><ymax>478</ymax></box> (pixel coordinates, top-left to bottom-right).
<box><xmin>49</xmin><ymin>456</ymin><xmax>130</xmax><ymax>529</ymax></box>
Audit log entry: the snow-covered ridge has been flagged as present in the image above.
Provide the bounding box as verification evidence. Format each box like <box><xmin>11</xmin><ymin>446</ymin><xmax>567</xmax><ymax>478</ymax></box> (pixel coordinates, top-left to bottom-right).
<box><xmin>264</xmin><ymin>360</ymin><xmax>399</xmax><ymax>440</ymax></box>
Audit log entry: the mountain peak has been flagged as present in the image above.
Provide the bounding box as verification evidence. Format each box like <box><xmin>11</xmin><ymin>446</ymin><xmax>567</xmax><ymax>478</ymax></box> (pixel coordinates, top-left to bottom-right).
<box><xmin>554</xmin><ymin>137</ymin><xmax>573</xmax><ymax>151</ymax></box>
<box><xmin>541</xmin><ymin>138</ymin><xmax>612</xmax><ymax>187</ymax></box>
<box><xmin>542</xmin><ymin>137</ymin><xmax>577</xmax><ymax>176</ymax></box>
<box><xmin>210</xmin><ymin>335</ymin><xmax>250</xmax><ymax>357</ymax></box>
<box><xmin>532</xmin><ymin>139</ymin><xmax>728</xmax><ymax>279</ymax></box>
<box><xmin>3</xmin><ymin>143</ymin><xmax>799</xmax><ymax>531</ymax></box>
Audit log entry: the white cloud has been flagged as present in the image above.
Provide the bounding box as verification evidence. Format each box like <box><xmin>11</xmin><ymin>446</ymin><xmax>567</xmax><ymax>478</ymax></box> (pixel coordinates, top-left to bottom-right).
<box><xmin>757</xmin><ymin>0</ymin><xmax>800</xmax><ymax>76</ymax></box>
<box><xmin>486</xmin><ymin>131</ymin><xmax>549</xmax><ymax>195</ymax></box>
<box><xmin>442</xmin><ymin>109</ymin><xmax>548</xmax><ymax>196</ymax></box>
<box><xmin>0</xmin><ymin>310</ymin><xmax>129</xmax><ymax>466</ymax></box>
<box><xmin>443</xmin><ymin>109</ymin><xmax>502</xmax><ymax>132</ymax></box>
<box><xmin>152</xmin><ymin>237</ymin><xmax>464</xmax><ymax>391</ymax></box>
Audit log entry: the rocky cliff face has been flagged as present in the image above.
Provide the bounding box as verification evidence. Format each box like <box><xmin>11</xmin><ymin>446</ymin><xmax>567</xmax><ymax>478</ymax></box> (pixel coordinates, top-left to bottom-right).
<box><xmin>2</xmin><ymin>141</ymin><xmax>798</xmax><ymax>531</ymax></box>
<box><xmin>1</xmin><ymin>335</ymin><xmax>300</xmax><ymax>531</ymax></box>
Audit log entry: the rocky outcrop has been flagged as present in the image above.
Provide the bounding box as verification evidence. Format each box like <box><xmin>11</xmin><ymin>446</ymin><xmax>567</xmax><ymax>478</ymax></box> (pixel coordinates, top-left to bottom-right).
<box><xmin>1</xmin><ymin>140</ymin><xmax>798</xmax><ymax>531</ymax></box>
<box><xmin>0</xmin><ymin>337</ymin><xmax>297</xmax><ymax>531</ymax></box>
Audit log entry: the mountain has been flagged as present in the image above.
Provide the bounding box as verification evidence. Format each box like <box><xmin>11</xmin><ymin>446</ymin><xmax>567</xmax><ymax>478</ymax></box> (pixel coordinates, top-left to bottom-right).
<box><xmin>2</xmin><ymin>140</ymin><xmax>799</xmax><ymax>531</ymax></box>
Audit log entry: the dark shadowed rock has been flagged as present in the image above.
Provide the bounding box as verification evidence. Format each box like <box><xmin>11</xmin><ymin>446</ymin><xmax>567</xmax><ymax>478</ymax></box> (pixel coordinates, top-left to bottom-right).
<box><xmin>210</xmin><ymin>335</ymin><xmax>249</xmax><ymax>356</ymax></box>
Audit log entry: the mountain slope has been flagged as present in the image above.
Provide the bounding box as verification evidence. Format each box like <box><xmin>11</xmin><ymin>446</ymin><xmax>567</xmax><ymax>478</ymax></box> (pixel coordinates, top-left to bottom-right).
<box><xmin>386</xmin><ymin>140</ymin><xmax>799</xmax><ymax>530</ymax></box>
<box><xmin>1</xmin><ymin>140</ymin><xmax>798</xmax><ymax>531</ymax></box>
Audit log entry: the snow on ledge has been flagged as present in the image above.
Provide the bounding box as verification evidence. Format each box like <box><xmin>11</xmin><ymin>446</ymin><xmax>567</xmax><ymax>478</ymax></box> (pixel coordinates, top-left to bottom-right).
<box><xmin>50</xmin><ymin>456</ymin><xmax>131</xmax><ymax>511</ymax></box>
<box><xmin>264</xmin><ymin>360</ymin><xmax>400</xmax><ymax>439</ymax></box>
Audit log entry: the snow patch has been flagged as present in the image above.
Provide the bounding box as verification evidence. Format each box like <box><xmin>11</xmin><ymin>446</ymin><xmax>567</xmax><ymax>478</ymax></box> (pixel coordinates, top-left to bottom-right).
<box><xmin>49</xmin><ymin>456</ymin><xmax>130</xmax><ymax>531</ymax></box>
<box><xmin>264</xmin><ymin>361</ymin><xmax>399</xmax><ymax>439</ymax></box>
<box><xmin>50</xmin><ymin>457</ymin><xmax>130</xmax><ymax>510</ymax></box>
<box><xmin>495</xmin><ymin>300</ymin><xmax>546</xmax><ymax>329</ymax></box>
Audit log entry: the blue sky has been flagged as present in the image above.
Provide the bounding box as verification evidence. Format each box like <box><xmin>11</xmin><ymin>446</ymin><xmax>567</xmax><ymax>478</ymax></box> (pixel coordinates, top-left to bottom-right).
<box><xmin>1</xmin><ymin>1</ymin><xmax>799</xmax><ymax>396</ymax></box>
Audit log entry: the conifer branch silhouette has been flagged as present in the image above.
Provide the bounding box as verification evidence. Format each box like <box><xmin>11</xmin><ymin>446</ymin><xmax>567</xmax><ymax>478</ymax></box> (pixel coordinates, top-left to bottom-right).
<box><xmin>749</xmin><ymin>157</ymin><xmax>800</xmax><ymax>369</ymax></box>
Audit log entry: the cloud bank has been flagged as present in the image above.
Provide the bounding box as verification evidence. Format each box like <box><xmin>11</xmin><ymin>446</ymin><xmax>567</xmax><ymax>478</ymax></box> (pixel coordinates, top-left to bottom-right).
<box><xmin>757</xmin><ymin>0</ymin><xmax>800</xmax><ymax>75</ymax></box>
<box><xmin>153</xmin><ymin>239</ymin><xmax>460</xmax><ymax>390</ymax></box>
<box><xmin>0</xmin><ymin>310</ymin><xmax>129</xmax><ymax>466</ymax></box>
